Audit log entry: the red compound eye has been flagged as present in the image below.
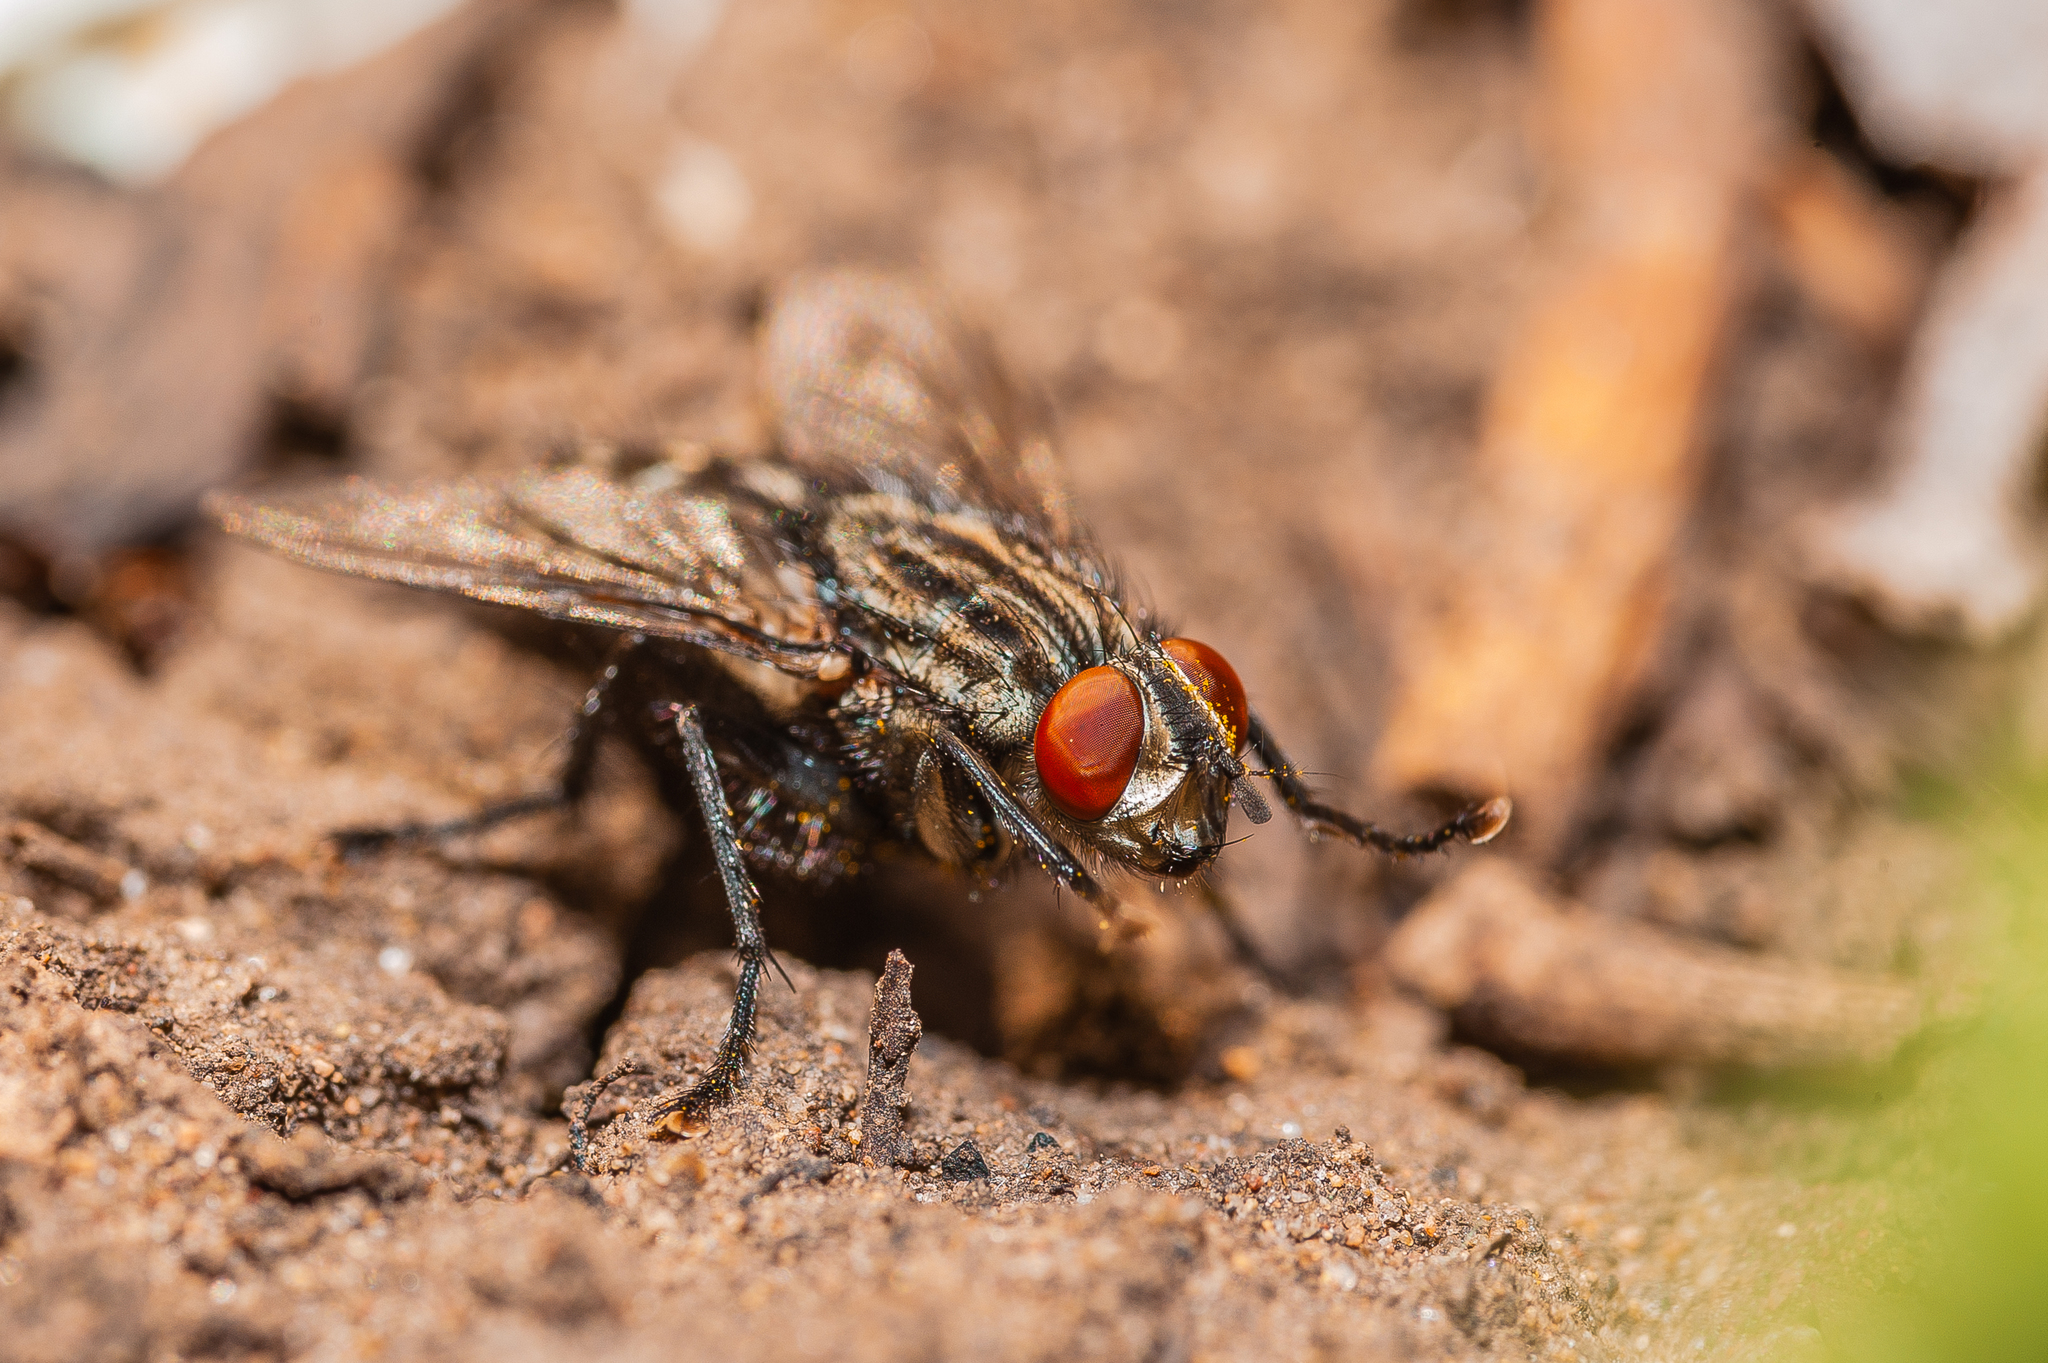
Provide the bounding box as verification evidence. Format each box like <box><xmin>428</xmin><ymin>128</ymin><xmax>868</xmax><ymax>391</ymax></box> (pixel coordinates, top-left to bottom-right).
<box><xmin>1161</xmin><ymin>637</ymin><xmax>1248</xmax><ymax>753</ymax></box>
<box><xmin>1034</xmin><ymin>665</ymin><xmax>1145</xmax><ymax>821</ymax></box>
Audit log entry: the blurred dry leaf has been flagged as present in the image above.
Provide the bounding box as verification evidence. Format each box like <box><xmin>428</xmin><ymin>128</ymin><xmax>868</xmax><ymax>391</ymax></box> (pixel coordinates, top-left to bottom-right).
<box><xmin>1766</xmin><ymin>149</ymin><xmax>1929</xmax><ymax>346</ymax></box>
<box><xmin>1799</xmin><ymin>0</ymin><xmax>2048</xmax><ymax>641</ymax></box>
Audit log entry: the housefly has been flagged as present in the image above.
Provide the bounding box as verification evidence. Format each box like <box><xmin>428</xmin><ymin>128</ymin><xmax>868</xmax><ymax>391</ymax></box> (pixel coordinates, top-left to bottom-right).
<box><xmin>211</xmin><ymin>273</ymin><xmax>1508</xmax><ymax>1147</ymax></box>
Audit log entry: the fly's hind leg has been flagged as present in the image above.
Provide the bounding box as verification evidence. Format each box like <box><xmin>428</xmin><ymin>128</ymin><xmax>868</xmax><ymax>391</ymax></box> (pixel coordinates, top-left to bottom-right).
<box><xmin>1246</xmin><ymin>711</ymin><xmax>1511</xmax><ymax>854</ymax></box>
<box><xmin>333</xmin><ymin>634</ymin><xmax>644</xmax><ymax>858</ymax></box>
<box><xmin>639</xmin><ymin>702</ymin><xmax>774</xmax><ymax>1140</ymax></box>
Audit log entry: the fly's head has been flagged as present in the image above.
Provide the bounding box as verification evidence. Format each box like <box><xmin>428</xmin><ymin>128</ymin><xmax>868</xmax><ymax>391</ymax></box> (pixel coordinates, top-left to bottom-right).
<box><xmin>1027</xmin><ymin>636</ymin><xmax>1267</xmax><ymax>880</ymax></box>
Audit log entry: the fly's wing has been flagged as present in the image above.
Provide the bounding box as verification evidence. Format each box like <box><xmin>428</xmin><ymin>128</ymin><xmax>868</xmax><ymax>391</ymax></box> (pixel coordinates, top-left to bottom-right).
<box><xmin>209</xmin><ymin>463</ymin><xmax>842</xmax><ymax>675</ymax></box>
<box><xmin>762</xmin><ymin>271</ymin><xmax>1080</xmax><ymax>545</ymax></box>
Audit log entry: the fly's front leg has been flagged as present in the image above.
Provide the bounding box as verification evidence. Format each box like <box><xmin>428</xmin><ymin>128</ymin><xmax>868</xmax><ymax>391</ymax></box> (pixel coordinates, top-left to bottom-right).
<box><xmin>1246</xmin><ymin>712</ymin><xmax>1510</xmax><ymax>854</ymax></box>
<box><xmin>334</xmin><ymin>634</ymin><xmax>644</xmax><ymax>858</ymax></box>
<box><xmin>929</xmin><ymin>726</ymin><xmax>1107</xmax><ymax>905</ymax></box>
<box><xmin>644</xmin><ymin>702</ymin><xmax>774</xmax><ymax>1139</ymax></box>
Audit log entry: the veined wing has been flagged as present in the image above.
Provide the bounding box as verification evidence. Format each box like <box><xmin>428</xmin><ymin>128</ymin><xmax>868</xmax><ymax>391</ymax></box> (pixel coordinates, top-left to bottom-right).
<box><xmin>763</xmin><ymin>271</ymin><xmax>1081</xmax><ymax>546</ymax></box>
<box><xmin>209</xmin><ymin>464</ymin><xmax>843</xmax><ymax>674</ymax></box>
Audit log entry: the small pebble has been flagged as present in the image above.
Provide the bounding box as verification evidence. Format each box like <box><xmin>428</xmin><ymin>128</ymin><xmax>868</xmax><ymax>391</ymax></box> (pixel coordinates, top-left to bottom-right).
<box><xmin>1218</xmin><ymin>1045</ymin><xmax>1262</xmax><ymax>1082</ymax></box>
<box><xmin>939</xmin><ymin>1140</ymin><xmax>991</xmax><ymax>1183</ymax></box>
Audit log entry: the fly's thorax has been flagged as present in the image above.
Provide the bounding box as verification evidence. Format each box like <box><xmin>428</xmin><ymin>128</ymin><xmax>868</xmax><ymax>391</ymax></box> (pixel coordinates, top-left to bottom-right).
<box><xmin>817</xmin><ymin>494</ymin><xmax>1129</xmax><ymax>750</ymax></box>
<box><xmin>816</xmin><ymin>492</ymin><xmax>1236</xmax><ymax>879</ymax></box>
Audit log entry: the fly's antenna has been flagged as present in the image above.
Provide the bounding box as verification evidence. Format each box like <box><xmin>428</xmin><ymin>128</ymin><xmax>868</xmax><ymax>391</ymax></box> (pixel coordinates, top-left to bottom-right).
<box><xmin>1232</xmin><ymin>773</ymin><xmax>1273</xmax><ymax>824</ymax></box>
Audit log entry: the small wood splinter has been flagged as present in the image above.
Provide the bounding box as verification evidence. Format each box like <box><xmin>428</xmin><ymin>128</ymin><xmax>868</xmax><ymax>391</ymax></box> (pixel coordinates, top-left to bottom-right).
<box><xmin>856</xmin><ymin>948</ymin><xmax>924</xmax><ymax>1168</ymax></box>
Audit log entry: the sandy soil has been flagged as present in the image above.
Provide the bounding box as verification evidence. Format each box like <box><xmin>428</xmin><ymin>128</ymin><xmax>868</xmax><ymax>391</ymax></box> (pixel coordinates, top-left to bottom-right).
<box><xmin>0</xmin><ymin>0</ymin><xmax>1978</xmax><ymax>1358</ymax></box>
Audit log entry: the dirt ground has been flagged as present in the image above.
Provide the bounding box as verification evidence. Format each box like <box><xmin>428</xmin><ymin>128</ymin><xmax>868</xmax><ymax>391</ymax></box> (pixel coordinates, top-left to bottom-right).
<box><xmin>0</xmin><ymin>0</ymin><xmax>1998</xmax><ymax>1358</ymax></box>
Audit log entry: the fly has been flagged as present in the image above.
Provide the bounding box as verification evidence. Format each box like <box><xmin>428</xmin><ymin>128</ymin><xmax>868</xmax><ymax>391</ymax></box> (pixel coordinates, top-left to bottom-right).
<box><xmin>210</xmin><ymin>272</ymin><xmax>1508</xmax><ymax>1154</ymax></box>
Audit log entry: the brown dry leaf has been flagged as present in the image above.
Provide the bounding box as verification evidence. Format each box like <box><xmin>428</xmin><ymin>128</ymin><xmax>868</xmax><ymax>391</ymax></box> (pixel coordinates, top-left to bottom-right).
<box><xmin>1766</xmin><ymin>148</ymin><xmax>1930</xmax><ymax>346</ymax></box>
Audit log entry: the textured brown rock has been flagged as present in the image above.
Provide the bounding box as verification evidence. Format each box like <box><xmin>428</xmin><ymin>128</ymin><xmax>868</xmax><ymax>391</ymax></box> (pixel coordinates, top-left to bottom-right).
<box><xmin>856</xmin><ymin>948</ymin><xmax>923</xmax><ymax>1167</ymax></box>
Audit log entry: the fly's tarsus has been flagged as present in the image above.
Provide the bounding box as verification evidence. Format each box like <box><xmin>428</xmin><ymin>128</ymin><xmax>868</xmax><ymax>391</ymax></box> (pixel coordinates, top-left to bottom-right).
<box><xmin>1296</xmin><ymin>797</ymin><xmax>1510</xmax><ymax>856</ymax></box>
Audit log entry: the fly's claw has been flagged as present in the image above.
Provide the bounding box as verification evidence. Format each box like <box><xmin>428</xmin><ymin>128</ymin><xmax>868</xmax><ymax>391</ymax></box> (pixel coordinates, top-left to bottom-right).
<box><xmin>646</xmin><ymin>1038</ymin><xmax>750</xmax><ymax>1143</ymax></box>
<box><xmin>1459</xmin><ymin>795</ymin><xmax>1513</xmax><ymax>845</ymax></box>
<box><xmin>651</xmin><ymin>1105</ymin><xmax>713</xmax><ymax>1140</ymax></box>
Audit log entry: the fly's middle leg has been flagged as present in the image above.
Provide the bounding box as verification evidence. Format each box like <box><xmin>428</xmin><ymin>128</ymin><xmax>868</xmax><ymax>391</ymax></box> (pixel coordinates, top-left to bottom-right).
<box><xmin>332</xmin><ymin>634</ymin><xmax>645</xmax><ymax>858</ymax></box>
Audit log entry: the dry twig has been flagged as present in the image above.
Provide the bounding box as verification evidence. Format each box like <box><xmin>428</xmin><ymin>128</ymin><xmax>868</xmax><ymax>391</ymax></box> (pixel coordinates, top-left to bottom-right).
<box><xmin>1386</xmin><ymin>861</ymin><xmax>1923</xmax><ymax>1070</ymax></box>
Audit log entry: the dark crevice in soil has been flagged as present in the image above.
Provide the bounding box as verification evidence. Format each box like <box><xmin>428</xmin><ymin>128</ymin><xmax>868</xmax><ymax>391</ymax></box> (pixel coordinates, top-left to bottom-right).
<box><xmin>407</xmin><ymin>0</ymin><xmax>611</xmax><ymax>200</ymax></box>
<box><xmin>0</xmin><ymin>537</ymin><xmax>60</xmax><ymax>615</ymax></box>
<box><xmin>0</xmin><ymin>532</ymin><xmax>197</xmax><ymax>673</ymax></box>
<box><xmin>1445</xmin><ymin>1023</ymin><xmax>1665</xmax><ymax>1101</ymax></box>
<box><xmin>1799</xmin><ymin>36</ymin><xmax>1983</xmax><ymax>236</ymax></box>
<box><xmin>260</xmin><ymin>392</ymin><xmax>352</xmax><ymax>469</ymax></box>
<box><xmin>1392</xmin><ymin>0</ymin><xmax>1534</xmax><ymax>51</ymax></box>
<box><xmin>0</xmin><ymin>317</ymin><xmax>32</xmax><ymax>418</ymax></box>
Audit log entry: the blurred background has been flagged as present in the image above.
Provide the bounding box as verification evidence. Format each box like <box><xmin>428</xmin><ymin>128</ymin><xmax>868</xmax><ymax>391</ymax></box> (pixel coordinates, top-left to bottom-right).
<box><xmin>2</xmin><ymin>0</ymin><xmax>2046</xmax><ymax>1356</ymax></box>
